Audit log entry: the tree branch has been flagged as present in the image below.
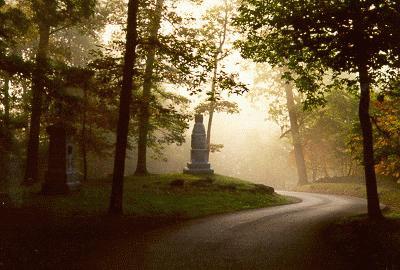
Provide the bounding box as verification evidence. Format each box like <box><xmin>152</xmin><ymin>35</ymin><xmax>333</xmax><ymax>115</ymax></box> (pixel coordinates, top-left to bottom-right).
<box><xmin>280</xmin><ymin>129</ymin><xmax>291</xmax><ymax>139</ymax></box>
<box><xmin>370</xmin><ymin>116</ymin><xmax>391</xmax><ymax>139</ymax></box>
<box><xmin>49</xmin><ymin>23</ymin><xmax>75</xmax><ymax>35</ymax></box>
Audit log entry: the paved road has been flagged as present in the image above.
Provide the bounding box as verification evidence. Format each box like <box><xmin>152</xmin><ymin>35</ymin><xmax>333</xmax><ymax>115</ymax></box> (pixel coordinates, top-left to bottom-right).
<box><xmin>142</xmin><ymin>191</ymin><xmax>367</xmax><ymax>270</ymax></box>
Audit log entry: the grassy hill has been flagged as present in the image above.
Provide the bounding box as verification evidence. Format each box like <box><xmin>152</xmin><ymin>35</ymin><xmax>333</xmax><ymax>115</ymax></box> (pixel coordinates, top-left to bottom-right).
<box><xmin>5</xmin><ymin>173</ymin><xmax>293</xmax><ymax>219</ymax></box>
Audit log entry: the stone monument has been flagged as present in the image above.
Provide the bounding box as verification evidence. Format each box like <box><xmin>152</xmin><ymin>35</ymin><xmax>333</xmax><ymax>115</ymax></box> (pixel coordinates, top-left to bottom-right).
<box><xmin>42</xmin><ymin>85</ymin><xmax>83</xmax><ymax>195</ymax></box>
<box><xmin>42</xmin><ymin>127</ymin><xmax>81</xmax><ymax>195</ymax></box>
<box><xmin>42</xmin><ymin>123</ymin><xmax>69</xmax><ymax>195</ymax></box>
<box><xmin>184</xmin><ymin>114</ymin><xmax>214</xmax><ymax>174</ymax></box>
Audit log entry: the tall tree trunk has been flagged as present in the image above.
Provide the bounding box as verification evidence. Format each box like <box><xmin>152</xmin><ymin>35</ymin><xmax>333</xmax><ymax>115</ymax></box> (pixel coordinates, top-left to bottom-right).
<box><xmin>206</xmin><ymin>109</ymin><xmax>213</xmax><ymax>155</ymax></box>
<box><xmin>23</xmin><ymin>23</ymin><xmax>50</xmax><ymax>184</ymax></box>
<box><xmin>322</xmin><ymin>159</ymin><xmax>330</xmax><ymax>178</ymax></box>
<box><xmin>284</xmin><ymin>83</ymin><xmax>308</xmax><ymax>185</ymax></box>
<box><xmin>3</xmin><ymin>76</ymin><xmax>10</xmax><ymax>127</ymax></box>
<box><xmin>21</xmin><ymin>80</ymin><xmax>30</xmax><ymax>139</ymax></box>
<box><xmin>309</xmin><ymin>150</ymin><xmax>317</xmax><ymax>182</ymax></box>
<box><xmin>109</xmin><ymin>0</ymin><xmax>139</xmax><ymax>215</ymax></box>
<box><xmin>135</xmin><ymin>0</ymin><xmax>164</xmax><ymax>175</ymax></box>
<box><xmin>206</xmin><ymin>61</ymin><xmax>217</xmax><ymax>159</ymax></box>
<box><xmin>4</xmin><ymin>78</ymin><xmax>9</xmax><ymax>124</ymax></box>
<box><xmin>1</xmin><ymin>76</ymin><xmax>11</xmax><ymax>184</ymax></box>
<box><xmin>81</xmin><ymin>83</ymin><xmax>88</xmax><ymax>182</ymax></box>
<box><xmin>206</xmin><ymin>4</ymin><xmax>229</xmax><ymax>160</ymax></box>
<box><xmin>358</xmin><ymin>63</ymin><xmax>382</xmax><ymax>219</ymax></box>
<box><xmin>347</xmin><ymin>160</ymin><xmax>353</xmax><ymax>177</ymax></box>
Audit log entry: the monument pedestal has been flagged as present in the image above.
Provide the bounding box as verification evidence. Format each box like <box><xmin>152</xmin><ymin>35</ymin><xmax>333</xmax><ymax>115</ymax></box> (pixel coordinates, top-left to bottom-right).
<box><xmin>184</xmin><ymin>163</ymin><xmax>214</xmax><ymax>174</ymax></box>
<box><xmin>42</xmin><ymin>124</ymin><xmax>81</xmax><ymax>195</ymax></box>
<box><xmin>42</xmin><ymin>124</ymin><xmax>69</xmax><ymax>195</ymax></box>
<box><xmin>184</xmin><ymin>114</ymin><xmax>214</xmax><ymax>175</ymax></box>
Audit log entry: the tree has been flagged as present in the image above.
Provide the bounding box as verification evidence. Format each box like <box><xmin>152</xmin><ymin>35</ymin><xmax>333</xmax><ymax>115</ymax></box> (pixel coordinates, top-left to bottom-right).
<box><xmin>250</xmin><ymin>65</ymin><xmax>308</xmax><ymax>185</ymax></box>
<box><xmin>109</xmin><ymin>0</ymin><xmax>139</xmax><ymax>215</ymax></box>
<box><xmin>366</xmin><ymin>93</ymin><xmax>400</xmax><ymax>182</ymax></box>
<box><xmin>0</xmin><ymin>2</ymin><xmax>30</xmax><ymax>184</ymax></box>
<box><xmin>195</xmin><ymin>0</ymin><xmax>246</xmax><ymax>158</ymax></box>
<box><xmin>283</xmin><ymin>82</ymin><xmax>308</xmax><ymax>184</ymax></box>
<box><xmin>131</xmin><ymin>0</ymin><xmax>216</xmax><ymax>174</ymax></box>
<box><xmin>50</xmin><ymin>5</ymin><xmax>118</xmax><ymax>182</ymax></box>
<box><xmin>202</xmin><ymin>0</ymin><xmax>231</xmax><ymax>156</ymax></box>
<box><xmin>303</xmin><ymin>88</ymin><xmax>361</xmax><ymax>180</ymax></box>
<box><xmin>84</xmin><ymin>0</ymin><xmax>197</xmax><ymax>177</ymax></box>
<box><xmin>23</xmin><ymin>0</ymin><xmax>96</xmax><ymax>184</ymax></box>
<box><xmin>235</xmin><ymin>0</ymin><xmax>400</xmax><ymax>219</ymax></box>
<box><xmin>253</xmin><ymin>65</ymin><xmax>361</xmax><ymax>182</ymax></box>
<box><xmin>134</xmin><ymin>0</ymin><xmax>164</xmax><ymax>175</ymax></box>
<box><xmin>50</xmin><ymin>67</ymin><xmax>105</xmax><ymax>183</ymax></box>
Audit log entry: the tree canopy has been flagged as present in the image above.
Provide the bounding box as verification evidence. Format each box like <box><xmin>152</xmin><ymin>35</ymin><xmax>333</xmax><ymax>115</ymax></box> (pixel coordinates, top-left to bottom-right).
<box><xmin>235</xmin><ymin>0</ymin><xmax>400</xmax><ymax>219</ymax></box>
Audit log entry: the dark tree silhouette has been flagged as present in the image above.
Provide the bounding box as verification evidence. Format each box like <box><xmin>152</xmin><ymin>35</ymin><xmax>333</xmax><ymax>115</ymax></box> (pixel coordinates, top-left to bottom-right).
<box><xmin>24</xmin><ymin>22</ymin><xmax>49</xmax><ymax>184</ymax></box>
<box><xmin>23</xmin><ymin>0</ymin><xmax>96</xmax><ymax>184</ymax></box>
<box><xmin>109</xmin><ymin>0</ymin><xmax>139</xmax><ymax>214</ymax></box>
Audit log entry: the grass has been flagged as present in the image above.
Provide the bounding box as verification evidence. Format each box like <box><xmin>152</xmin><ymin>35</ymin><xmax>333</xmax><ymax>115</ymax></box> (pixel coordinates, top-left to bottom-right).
<box><xmin>5</xmin><ymin>173</ymin><xmax>292</xmax><ymax>219</ymax></box>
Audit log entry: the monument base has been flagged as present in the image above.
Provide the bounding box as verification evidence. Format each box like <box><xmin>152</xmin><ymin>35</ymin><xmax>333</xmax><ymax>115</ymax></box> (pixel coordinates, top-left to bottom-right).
<box><xmin>67</xmin><ymin>170</ymin><xmax>81</xmax><ymax>191</ymax></box>
<box><xmin>42</xmin><ymin>170</ymin><xmax>82</xmax><ymax>195</ymax></box>
<box><xmin>42</xmin><ymin>170</ymin><xmax>69</xmax><ymax>195</ymax></box>
<box><xmin>183</xmin><ymin>162</ymin><xmax>214</xmax><ymax>175</ymax></box>
<box><xmin>66</xmin><ymin>181</ymin><xmax>81</xmax><ymax>191</ymax></box>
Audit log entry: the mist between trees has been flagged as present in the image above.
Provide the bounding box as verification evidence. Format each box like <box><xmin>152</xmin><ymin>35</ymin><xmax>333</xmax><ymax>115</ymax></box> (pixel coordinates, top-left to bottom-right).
<box><xmin>2</xmin><ymin>0</ymin><xmax>400</xmax><ymax>216</ymax></box>
<box><xmin>82</xmin><ymin>105</ymin><xmax>298</xmax><ymax>189</ymax></box>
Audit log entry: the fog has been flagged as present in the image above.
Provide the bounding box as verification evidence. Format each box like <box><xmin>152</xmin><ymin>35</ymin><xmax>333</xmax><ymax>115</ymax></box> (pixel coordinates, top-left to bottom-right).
<box><xmin>87</xmin><ymin>93</ymin><xmax>298</xmax><ymax>189</ymax></box>
<box><xmin>138</xmin><ymin>102</ymin><xmax>297</xmax><ymax>189</ymax></box>
<box><xmin>85</xmin><ymin>0</ymin><xmax>299</xmax><ymax>189</ymax></box>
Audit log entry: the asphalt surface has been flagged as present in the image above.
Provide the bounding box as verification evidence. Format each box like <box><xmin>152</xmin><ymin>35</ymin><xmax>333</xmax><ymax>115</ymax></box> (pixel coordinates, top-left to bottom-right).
<box><xmin>141</xmin><ymin>191</ymin><xmax>367</xmax><ymax>270</ymax></box>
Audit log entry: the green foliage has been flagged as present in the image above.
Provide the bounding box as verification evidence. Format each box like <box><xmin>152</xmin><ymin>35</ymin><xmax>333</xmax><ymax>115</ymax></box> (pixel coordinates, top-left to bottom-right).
<box><xmin>29</xmin><ymin>0</ymin><xmax>96</xmax><ymax>28</ymax></box>
<box><xmin>133</xmin><ymin>0</ymin><xmax>214</xmax><ymax>93</ymax></box>
<box><xmin>88</xmin><ymin>1</ymin><xmax>198</xmax><ymax>159</ymax></box>
<box><xmin>235</xmin><ymin>0</ymin><xmax>400</xmax><ymax>88</ymax></box>
<box><xmin>196</xmin><ymin>1</ymin><xmax>248</xmax><ymax>95</ymax></box>
<box><xmin>209</xmin><ymin>143</ymin><xmax>224</xmax><ymax>153</ymax></box>
<box><xmin>303</xmin><ymin>87</ymin><xmax>361</xmax><ymax>177</ymax></box>
<box><xmin>0</xmin><ymin>2</ymin><xmax>31</xmax><ymax>75</ymax></box>
<box><xmin>196</xmin><ymin>100</ymin><xmax>239</xmax><ymax>115</ymax></box>
<box><xmin>250</xmin><ymin>63</ymin><xmax>361</xmax><ymax>179</ymax></box>
<box><xmin>131</xmin><ymin>87</ymin><xmax>191</xmax><ymax>160</ymax></box>
<box><xmin>0</xmin><ymin>2</ymin><xmax>29</xmax><ymax>48</ymax></box>
<box><xmin>194</xmin><ymin>0</ymin><xmax>247</xmax><ymax>155</ymax></box>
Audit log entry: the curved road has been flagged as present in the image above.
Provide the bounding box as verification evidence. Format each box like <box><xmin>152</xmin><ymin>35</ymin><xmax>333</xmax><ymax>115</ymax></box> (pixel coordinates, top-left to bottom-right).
<box><xmin>142</xmin><ymin>191</ymin><xmax>367</xmax><ymax>270</ymax></box>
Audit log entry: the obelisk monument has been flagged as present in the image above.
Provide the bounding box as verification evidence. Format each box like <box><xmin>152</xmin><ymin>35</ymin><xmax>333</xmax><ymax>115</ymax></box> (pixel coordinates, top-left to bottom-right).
<box><xmin>184</xmin><ymin>114</ymin><xmax>214</xmax><ymax>174</ymax></box>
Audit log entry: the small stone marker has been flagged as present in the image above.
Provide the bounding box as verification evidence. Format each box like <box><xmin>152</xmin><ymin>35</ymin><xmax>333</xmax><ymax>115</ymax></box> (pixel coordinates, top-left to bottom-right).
<box><xmin>184</xmin><ymin>114</ymin><xmax>214</xmax><ymax>174</ymax></box>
